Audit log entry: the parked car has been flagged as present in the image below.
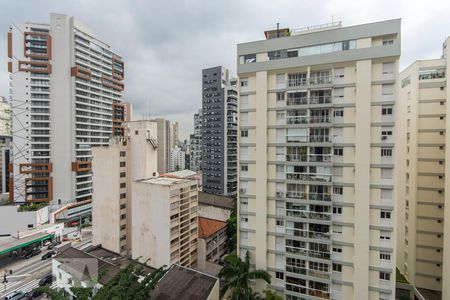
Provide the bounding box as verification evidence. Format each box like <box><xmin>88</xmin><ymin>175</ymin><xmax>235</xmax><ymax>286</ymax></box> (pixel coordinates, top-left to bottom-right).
<box><xmin>24</xmin><ymin>248</ymin><xmax>41</xmax><ymax>259</ymax></box>
<box><xmin>4</xmin><ymin>290</ymin><xmax>25</xmax><ymax>300</ymax></box>
<box><xmin>38</xmin><ymin>274</ymin><xmax>53</xmax><ymax>286</ymax></box>
<box><xmin>41</xmin><ymin>251</ymin><xmax>56</xmax><ymax>260</ymax></box>
<box><xmin>25</xmin><ymin>289</ymin><xmax>42</xmax><ymax>299</ymax></box>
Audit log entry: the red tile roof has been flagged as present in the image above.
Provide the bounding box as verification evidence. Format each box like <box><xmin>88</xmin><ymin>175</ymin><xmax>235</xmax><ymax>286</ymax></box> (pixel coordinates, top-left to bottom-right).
<box><xmin>198</xmin><ymin>217</ymin><xmax>227</xmax><ymax>239</ymax></box>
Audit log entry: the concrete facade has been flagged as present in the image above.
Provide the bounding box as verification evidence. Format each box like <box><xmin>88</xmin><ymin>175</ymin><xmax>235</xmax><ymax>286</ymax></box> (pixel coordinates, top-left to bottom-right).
<box><xmin>397</xmin><ymin>37</ymin><xmax>450</xmax><ymax>299</ymax></box>
<box><xmin>202</xmin><ymin>66</ymin><xmax>238</xmax><ymax>196</ymax></box>
<box><xmin>8</xmin><ymin>13</ymin><xmax>127</xmax><ymax>207</ymax></box>
<box><xmin>92</xmin><ymin>121</ymin><xmax>158</xmax><ymax>256</ymax></box>
<box><xmin>152</xmin><ymin>118</ymin><xmax>171</xmax><ymax>174</ymax></box>
<box><xmin>132</xmin><ymin>175</ymin><xmax>198</xmax><ymax>269</ymax></box>
<box><xmin>190</xmin><ymin>109</ymin><xmax>203</xmax><ymax>172</ymax></box>
<box><xmin>237</xmin><ymin>20</ymin><xmax>400</xmax><ymax>300</ymax></box>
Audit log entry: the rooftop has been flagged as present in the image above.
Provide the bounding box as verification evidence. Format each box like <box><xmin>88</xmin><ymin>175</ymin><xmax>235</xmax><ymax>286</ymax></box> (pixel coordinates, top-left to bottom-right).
<box><xmin>54</xmin><ymin>246</ymin><xmax>155</xmax><ymax>285</ymax></box>
<box><xmin>198</xmin><ymin>191</ymin><xmax>235</xmax><ymax>210</ymax></box>
<box><xmin>137</xmin><ymin>176</ymin><xmax>191</xmax><ymax>186</ymax></box>
<box><xmin>198</xmin><ymin>217</ymin><xmax>227</xmax><ymax>239</ymax></box>
<box><xmin>150</xmin><ymin>265</ymin><xmax>218</xmax><ymax>300</ymax></box>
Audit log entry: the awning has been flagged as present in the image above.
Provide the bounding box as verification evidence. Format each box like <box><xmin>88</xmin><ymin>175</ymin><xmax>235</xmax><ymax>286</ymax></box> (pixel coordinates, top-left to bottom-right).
<box><xmin>0</xmin><ymin>233</ymin><xmax>54</xmax><ymax>255</ymax></box>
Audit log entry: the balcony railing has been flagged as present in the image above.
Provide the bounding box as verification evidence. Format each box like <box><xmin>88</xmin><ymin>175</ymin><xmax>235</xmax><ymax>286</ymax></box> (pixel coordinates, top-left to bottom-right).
<box><xmin>286</xmin><ymin>191</ymin><xmax>307</xmax><ymax>199</ymax></box>
<box><xmin>310</xmin><ymin>76</ymin><xmax>333</xmax><ymax>85</ymax></box>
<box><xmin>285</xmin><ymin>246</ymin><xmax>331</xmax><ymax>260</ymax></box>
<box><xmin>286</xmin><ymin>266</ymin><xmax>331</xmax><ymax>280</ymax></box>
<box><xmin>286</xmin><ymin>115</ymin><xmax>331</xmax><ymax>124</ymax></box>
<box><xmin>286</xmin><ymin>154</ymin><xmax>307</xmax><ymax>162</ymax></box>
<box><xmin>309</xmin><ymin>154</ymin><xmax>332</xmax><ymax>162</ymax></box>
<box><xmin>287</xmin><ymin>171</ymin><xmax>332</xmax><ymax>182</ymax></box>
<box><xmin>286</xmin><ymin>96</ymin><xmax>331</xmax><ymax>106</ymax></box>
<box><xmin>288</xmin><ymin>78</ymin><xmax>308</xmax><ymax>87</ymax></box>
<box><xmin>286</xmin><ymin>209</ymin><xmax>331</xmax><ymax>221</ymax></box>
<box><xmin>286</xmin><ymin>228</ymin><xmax>331</xmax><ymax>241</ymax></box>
<box><xmin>309</xmin><ymin>193</ymin><xmax>331</xmax><ymax>202</ymax></box>
<box><xmin>309</xmin><ymin>135</ymin><xmax>331</xmax><ymax>143</ymax></box>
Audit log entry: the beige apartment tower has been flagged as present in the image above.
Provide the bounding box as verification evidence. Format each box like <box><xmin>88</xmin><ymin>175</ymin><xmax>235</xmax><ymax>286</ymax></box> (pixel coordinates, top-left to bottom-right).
<box><xmin>237</xmin><ymin>20</ymin><xmax>401</xmax><ymax>300</ymax></box>
<box><xmin>397</xmin><ymin>37</ymin><xmax>450</xmax><ymax>300</ymax></box>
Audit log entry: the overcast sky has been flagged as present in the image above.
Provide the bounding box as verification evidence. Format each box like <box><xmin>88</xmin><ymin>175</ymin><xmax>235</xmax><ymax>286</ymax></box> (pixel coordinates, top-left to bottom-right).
<box><xmin>1</xmin><ymin>0</ymin><xmax>449</xmax><ymax>140</ymax></box>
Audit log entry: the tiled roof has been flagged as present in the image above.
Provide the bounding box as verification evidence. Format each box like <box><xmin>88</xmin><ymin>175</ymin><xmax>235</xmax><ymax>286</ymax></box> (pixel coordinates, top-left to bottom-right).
<box><xmin>198</xmin><ymin>217</ymin><xmax>227</xmax><ymax>239</ymax></box>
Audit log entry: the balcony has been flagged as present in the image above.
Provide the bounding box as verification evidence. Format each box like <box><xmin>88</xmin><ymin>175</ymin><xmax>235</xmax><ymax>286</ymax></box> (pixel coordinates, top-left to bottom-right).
<box><xmin>309</xmin><ymin>193</ymin><xmax>331</xmax><ymax>202</ymax></box>
<box><xmin>286</xmin><ymin>228</ymin><xmax>330</xmax><ymax>241</ymax></box>
<box><xmin>286</xmin><ymin>154</ymin><xmax>307</xmax><ymax>162</ymax></box>
<box><xmin>286</xmin><ymin>191</ymin><xmax>307</xmax><ymax>200</ymax></box>
<box><xmin>309</xmin><ymin>95</ymin><xmax>332</xmax><ymax>105</ymax></box>
<box><xmin>309</xmin><ymin>135</ymin><xmax>331</xmax><ymax>143</ymax></box>
<box><xmin>286</xmin><ymin>115</ymin><xmax>308</xmax><ymax>125</ymax></box>
<box><xmin>286</xmin><ymin>246</ymin><xmax>331</xmax><ymax>260</ymax></box>
<box><xmin>286</xmin><ymin>209</ymin><xmax>331</xmax><ymax>221</ymax></box>
<box><xmin>286</xmin><ymin>96</ymin><xmax>308</xmax><ymax>106</ymax></box>
<box><xmin>310</xmin><ymin>75</ymin><xmax>332</xmax><ymax>85</ymax></box>
<box><xmin>309</xmin><ymin>154</ymin><xmax>331</xmax><ymax>163</ymax></box>
<box><xmin>288</xmin><ymin>77</ymin><xmax>308</xmax><ymax>87</ymax></box>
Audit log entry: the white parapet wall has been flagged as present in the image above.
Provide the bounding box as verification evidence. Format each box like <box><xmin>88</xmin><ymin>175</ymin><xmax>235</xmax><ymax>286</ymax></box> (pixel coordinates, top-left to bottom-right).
<box><xmin>0</xmin><ymin>204</ymin><xmax>49</xmax><ymax>236</ymax></box>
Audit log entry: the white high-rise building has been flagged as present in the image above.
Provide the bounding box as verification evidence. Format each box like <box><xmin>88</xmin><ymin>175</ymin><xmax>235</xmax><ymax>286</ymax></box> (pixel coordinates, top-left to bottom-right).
<box><xmin>237</xmin><ymin>20</ymin><xmax>400</xmax><ymax>299</ymax></box>
<box><xmin>170</xmin><ymin>146</ymin><xmax>186</xmax><ymax>171</ymax></box>
<box><xmin>0</xmin><ymin>96</ymin><xmax>11</xmax><ymax>136</ymax></box>
<box><xmin>397</xmin><ymin>37</ymin><xmax>450</xmax><ymax>299</ymax></box>
<box><xmin>8</xmin><ymin>13</ymin><xmax>128</xmax><ymax>209</ymax></box>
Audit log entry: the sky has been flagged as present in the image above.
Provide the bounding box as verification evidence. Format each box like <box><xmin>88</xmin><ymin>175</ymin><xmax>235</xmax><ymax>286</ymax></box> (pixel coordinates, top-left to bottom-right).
<box><xmin>0</xmin><ymin>0</ymin><xmax>449</xmax><ymax>140</ymax></box>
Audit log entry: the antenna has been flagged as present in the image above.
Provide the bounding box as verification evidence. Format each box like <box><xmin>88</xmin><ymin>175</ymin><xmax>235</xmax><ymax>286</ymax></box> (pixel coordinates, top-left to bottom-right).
<box><xmin>277</xmin><ymin>22</ymin><xmax>280</xmax><ymax>37</ymax></box>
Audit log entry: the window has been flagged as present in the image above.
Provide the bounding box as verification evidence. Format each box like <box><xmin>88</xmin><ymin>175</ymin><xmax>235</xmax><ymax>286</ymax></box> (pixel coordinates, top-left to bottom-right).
<box><xmin>332</xmin><ymin>225</ymin><xmax>342</xmax><ymax>234</ymax></box>
<box><xmin>120</xmin><ymin>214</ymin><xmax>126</xmax><ymax>220</ymax></box>
<box><xmin>383</xmin><ymin>39</ymin><xmax>394</xmax><ymax>45</ymax></box>
<box><xmin>120</xmin><ymin>161</ymin><xmax>126</xmax><ymax>167</ymax></box>
<box><xmin>379</xmin><ymin>272</ymin><xmax>391</xmax><ymax>281</ymax></box>
<box><xmin>334</xmin><ymin>68</ymin><xmax>344</xmax><ymax>78</ymax></box>
<box><xmin>241</xmin><ymin>130</ymin><xmax>248</xmax><ymax>137</ymax></box>
<box><xmin>275</xmin><ymin>272</ymin><xmax>284</xmax><ymax>279</ymax></box>
<box><xmin>334</xmin><ymin>148</ymin><xmax>343</xmax><ymax>156</ymax></box>
<box><xmin>241</xmin><ymin>165</ymin><xmax>248</xmax><ymax>172</ymax></box>
<box><xmin>239</xmin><ymin>54</ymin><xmax>256</xmax><ymax>64</ymax></box>
<box><xmin>276</xmin><ymin>219</ymin><xmax>284</xmax><ymax>226</ymax></box>
<box><xmin>240</xmin><ymin>79</ymin><xmax>248</xmax><ymax>87</ymax></box>
<box><xmin>332</xmin><ymin>246</ymin><xmax>342</xmax><ymax>253</ymax></box>
<box><xmin>333</xmin><ymin>186</ymin><xmax>343</xmax><ymax>195</ymax></box>
<box><xmin>276</xmin><ymin>112</ymin><xmax>285</xmax><ymax>120</ymax></box>
<box><xmin>120</xmin><ymin>182</ymin><xmax>126</xmax><ymax>188</ymax></box>
<box><xmin>241</xmin><ymin>217</ymin><xmax>248</xmax><ymax>223</ymax></box>
<box><xmin>120</xmin><ymin>193</ymin><xmax>126</xmax><ymax>199</ymax></box>
<box><xmin>120</xmin><ymin>151</ymin><xmax>126</xmax><ymax>157</ymax></box>
<box><xmin>120</xmin><ymin>204</ymin><xmax>126</xmax><ymax>210</ymax></box>
<box><xmin>332</xmin><ymin>263</ymin><xmax>342</xmax><ymax>272</ymax></box>
<box><xmin>382</xmin><ymin>106</ymin><xmax>393</xmax><ymax>115</ymax></box>
<box><xmin>380</xmin><ymin>252</ymin><xmax>391</xmax><ymax>260</ymax></box>
<box><xmin>276</xmin><ymin>92</ymin><xmax>285</xmax><ymax>101</ymax></box>
<box><xmin>120</xmin><ymin>172</ymin><xmax>126</xmax><ymax>178</ymax></box>
<box><xmin>334</xmin><ymin>109</ymin><xmax>344</xmax><ymax>117</ymax></box>
<box><xmin>381</xmin><ymin>148</ymin><xmax>392</xmax><ymax>157</ymax></box>
<box><xmin>380</xmin><ymin>231</ymin><xmax>391</xmax><ymax>240</ymax></box>
<box><xmin>382</xmin><ymin>84</ymin><xmax>394</xmax><ymax>95</ymax></box>
<box><xmin>382</xmin><ymin>62</ymin><xmax>394</xmax><ymax>74</ymax></box>
<box><xmin>333</xmin><ymin>207</ymin><xmax>342</xmax><ymax>214</ymax></box>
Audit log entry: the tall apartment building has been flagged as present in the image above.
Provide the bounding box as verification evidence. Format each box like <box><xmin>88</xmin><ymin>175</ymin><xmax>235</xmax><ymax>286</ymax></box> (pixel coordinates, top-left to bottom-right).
<box><xmin>237</xmin><ymin>20</ymin><xmax>400</xmax><ymax>300</ymax></box>
<box><xmin>170</xmin><ymin>121</ymin><xmax>179</xmax><ymax>147</ymax></box>
<box><xmin>397</xmin><ymin>37</ymin><xmax>450</xmax><ymax>299</ymax></box>
<box><xmin>202</xmin><ymin>66</ymin><xmax>238</xmax><ymax>196</ymax></box>
<box><xmin>152</xmin><ymin>118</ymin><xmax>171</xmax><ymax>174</ymax></box>
<box><xmin>132</xmin><ymin>174</ymin><xmax>199</xmax><ymax>268</ymax></box>
<box><xmin>170</xmin><ymin>146</ymin><xmax>186</xmax><ymax>171</ymax></box>
<box><xmin>8</xmin><ymin>13</ymin><xmax>127</xmax><ymax>206</ymax></box>
<box><xmin>190</xmin><ymin>109</ymin><xmax>203</xmax><ymax>172</ymax></box>
<box><xmin>92</xmin><ymin>120</ymin><xmax>158</xmax><ymax>256</ymax></box>
<box><xmin>0</xmin><ymin>96</ymin><xmax>11</xmax><ymax>136</ymax></box>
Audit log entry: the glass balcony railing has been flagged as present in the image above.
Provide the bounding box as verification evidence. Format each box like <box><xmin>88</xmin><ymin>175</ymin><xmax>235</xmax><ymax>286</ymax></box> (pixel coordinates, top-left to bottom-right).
<box><xmin>309</xmin><ymin>135</ymin><xmax>331</xmax><ymax>143</ymax></box>
<box><xmin>286</xmin><ymin>228</ymin><xmax>331</xmax><ymax>240</ymax></box>
<box><xmin>309</xmin><ymin>154</ymin><xmax>332</xmax><ymax>162</ymax></box>
<box><xmin>286</xmin><ymin>191</ymin><xmax>307</xmax><ymax>199</ymax></box>
<box><xmin>309</xmin><ymin>193</ymin><xmax>331</xmax><ymax>202</ymax></box>
<box><xmin>310</xmin><ymin>76</ymin><xmax>333</xmax><ymax>85</ymax></box>
<box><xmin>309</xmin><ymin>96</ymin><xmax>332</xmax><ymax>104</ymax></box>
<box><xmin>286</xmin><ymin>154</ymin><xmax>307</xmax><ymax>162</ymax></box>
<box><xmin>285</xmin><ymin>246</ymin><xmax>331</xmax><ymax>260</ymax></box>
<box><xmin>286</xmin><ymin>116</ymin><xmax>308</xmax><ymax>124</ymax></box>
<box><xmin>288</xmin><ymin>78</ymin><xmax>308</xmax><ymax>87</ymax></box>
<box><xmin>286</xmin><ymin>96</ymin><xmax>331</xmax><ymax>106</ymax></box>
<box><xmin>286</xmin><ymin>97</ymin><xmax>308</xmax><ymax>106</ymax></box>
<box><xmin>286</xmin><ymin>209</ymin><xmax>331</xmax><ymax>221</ymax></box>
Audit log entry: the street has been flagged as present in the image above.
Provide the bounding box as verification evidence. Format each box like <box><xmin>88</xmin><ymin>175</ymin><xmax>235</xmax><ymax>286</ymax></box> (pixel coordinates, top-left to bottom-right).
<box><xmin>0</xmin><ymin>237</ymin><xmax>92</xmax><ymax>298</ymax></box>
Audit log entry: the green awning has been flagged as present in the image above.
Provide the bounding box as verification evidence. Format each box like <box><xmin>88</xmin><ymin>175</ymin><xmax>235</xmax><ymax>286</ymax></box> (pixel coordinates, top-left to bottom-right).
<box><xmin>0</xmin><ymin>233</ymin><xmax>54</xmax><ymax>255</ymax></box>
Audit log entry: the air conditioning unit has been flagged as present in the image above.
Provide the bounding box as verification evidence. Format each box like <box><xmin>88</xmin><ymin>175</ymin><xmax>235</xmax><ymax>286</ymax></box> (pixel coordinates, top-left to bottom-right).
<box><xmin>276</xmin><ymin>191</ymin><xmax>284</xmax><ymax>197</ymax></box>
<box><xmin>381</xmin><ymin>136</ymin><xmax>387</xmax><ymax>140</ymax></box>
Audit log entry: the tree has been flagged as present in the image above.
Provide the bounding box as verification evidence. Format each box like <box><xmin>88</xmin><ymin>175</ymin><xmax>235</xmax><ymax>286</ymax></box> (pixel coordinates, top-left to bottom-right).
<box><xmin>36</xmin><ymin>263</ymin><xmax>167</xmax><ymax>300</ymax></box>
<box><xmin>226</xmin><ymin>206</ymin><xmax>237</xmax><ymax>253</ymax></box>
<box><xmin>263</xmin><ymin>289</ymin><xmax>283</xmax><ymax>300</ymax></box>
<box><xmin>33</xmin><ymin>286</ymin><xmax>66</xmax><ymax>300</ymax></box>
<box><xmin>218</xmin><ymin>251</ymin><xmax>271</xmax><ymax>300</ymax></box>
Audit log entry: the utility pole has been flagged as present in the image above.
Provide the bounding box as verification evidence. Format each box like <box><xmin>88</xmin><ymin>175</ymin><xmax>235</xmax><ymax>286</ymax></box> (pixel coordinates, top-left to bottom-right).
<box><xmin>3</xmin><ymin>270</ymin><xmax>7</xmax><ymax>292</ymax></box>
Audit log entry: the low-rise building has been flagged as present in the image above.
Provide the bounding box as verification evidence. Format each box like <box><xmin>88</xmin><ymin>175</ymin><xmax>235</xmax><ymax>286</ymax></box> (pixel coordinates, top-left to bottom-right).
<box><xmin>0</xmin><ymin>203</ymin><xmax>49</xmax><ymax>236</ymax></box>
<box><xmin>197</xmin><ymin>217</ymin><xmax>227</xmax><ymax>274</ymax></box>
<box><xmin>52</xmin><ymin>247</ymin><xmax>219</xmax><ymax>300</ymax></box>
<box><xmin>198</xmin><ymin>191</ymin><xmax>235</xmax><ymax>222</ymax></box>
<box><xmin>132</xmin><ymin>173</ymin><xmax>199</xmax><ymax>268</ymax></box>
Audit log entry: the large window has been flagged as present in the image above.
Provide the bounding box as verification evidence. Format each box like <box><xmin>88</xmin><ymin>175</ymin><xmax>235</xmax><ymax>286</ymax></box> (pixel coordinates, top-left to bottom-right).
<box><xmin>419</xmin><ymin>68</ymin><xmax>445</xmax><ymax>80</ymax></box>
<box><xmin>239</xmin><ymin>54</ymin><xmax>256</xmax><ymax>64</ymax></box>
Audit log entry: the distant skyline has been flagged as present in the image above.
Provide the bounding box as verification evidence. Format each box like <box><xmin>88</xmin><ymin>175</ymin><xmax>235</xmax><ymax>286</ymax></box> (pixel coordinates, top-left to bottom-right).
<box><xmin>1</xmin><ymin>0</ymin><xmax>449</xmax><ymax>140</ymax></box>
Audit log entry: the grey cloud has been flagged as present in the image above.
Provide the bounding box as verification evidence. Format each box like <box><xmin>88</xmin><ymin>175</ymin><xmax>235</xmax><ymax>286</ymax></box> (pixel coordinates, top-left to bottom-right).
<box><xmin>0</xmin><ymin>0</ymin><xmax>450</xmax><ymax>140</ymax></box>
